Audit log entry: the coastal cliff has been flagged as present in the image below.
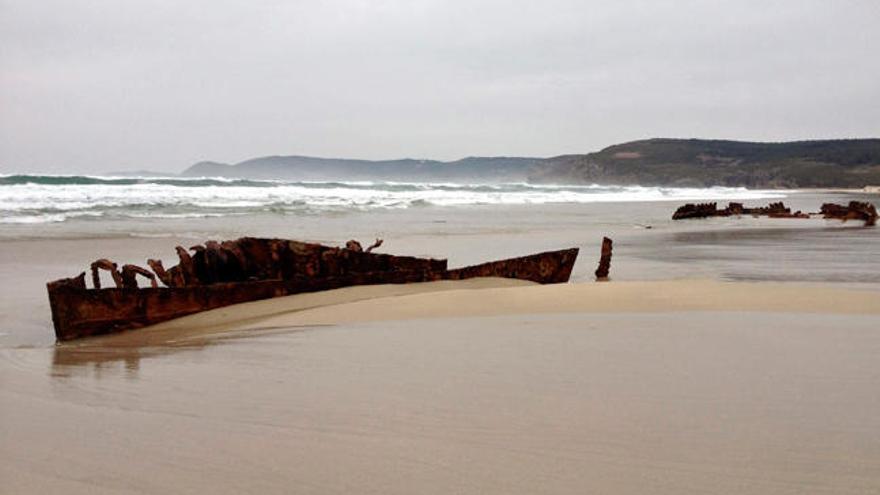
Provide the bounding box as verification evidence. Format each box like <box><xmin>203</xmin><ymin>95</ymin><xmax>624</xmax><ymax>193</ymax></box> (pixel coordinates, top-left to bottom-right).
<box><xmin>181</xmin><ymin>138</ymin><xmax>880</xmax><ymax>188</ymax></box>
<box><xmin>528</xmin><ymin>138</ymin><xmax>880</xmax><ymax>188</ymax></box>
<box><xmin>181</xmin><ymin>156</ymin><xmax>540</xmax><ymax>182</ymax></box>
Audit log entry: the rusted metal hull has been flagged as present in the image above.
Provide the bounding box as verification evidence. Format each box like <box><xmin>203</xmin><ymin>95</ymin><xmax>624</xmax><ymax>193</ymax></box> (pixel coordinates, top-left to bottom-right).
<box><xmin>672</xmin><ymin>200</ymin><xmax>877</xmax><ymax>225</ymax></box>
<box><xmin>820</xmin><ymin>201</ymin><xmax>878</xmax><ymax>226</ymax></box>
<box><xmin>48</xmin><ymin>244</ymin><xmax>579</xmax><ymax>341</ymax></box>
<box><xmin>672</xmin><ymin>201</ymin><xmax>809</xmax><ymax>220</ymax></box>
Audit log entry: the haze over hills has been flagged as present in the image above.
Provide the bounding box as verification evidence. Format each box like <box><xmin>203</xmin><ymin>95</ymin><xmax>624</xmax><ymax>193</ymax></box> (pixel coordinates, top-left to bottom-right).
<box><xmin>178</xmin><ymin>138</ymin><xmax>880</xmax><ymax>188</ymax></box>
<box><xmin>181</xmin><ymin>156</ymin><xmax>541</xmax><ymax>182</ymax></box>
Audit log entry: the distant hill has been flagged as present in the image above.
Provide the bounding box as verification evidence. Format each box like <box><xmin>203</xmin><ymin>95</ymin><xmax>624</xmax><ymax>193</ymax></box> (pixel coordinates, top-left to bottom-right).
<box><xmin>105</xmin><ymin>169</ymin><xmax>176</xmax><ymax>177</ymax></box>
<box><xmin>181</xmin><ymin>139</ymin><xmax>880</xmax><ymax>187</ymax></box>
<box><xmin>528</xmin><ymin>138</ymin><xmax>880</xmax><ymax>188</ymax></box>
<box><xmin>181</xmin><ymin>156</ymin><xmax>541</xmax><ymax>182</ymax></box>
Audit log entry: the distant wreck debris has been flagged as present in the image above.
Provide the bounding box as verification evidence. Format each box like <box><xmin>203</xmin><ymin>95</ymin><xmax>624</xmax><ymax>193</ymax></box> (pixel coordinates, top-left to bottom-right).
<box><xmin>672</xmin><ymin>201</ymin><xmax>808</xmax><ymax>220</ymax></box>
<box><xmin>594</xmin><ymin>237</ymin><xmax>613</xmax><ymax>281</ymax></box>
<box><xmin>672</xmin><ymin>201</ymin><xmax>876</xmax><ymax>226</ymax></box>
<box><xmin>820</xmin><ymin>201</ymin><xmax>878</xmax><ymax>227</ymax></box>
<box><xmin>47</xmin><ymin>237</ymin><xmax>580</xmax><ymax>341</ymax></box>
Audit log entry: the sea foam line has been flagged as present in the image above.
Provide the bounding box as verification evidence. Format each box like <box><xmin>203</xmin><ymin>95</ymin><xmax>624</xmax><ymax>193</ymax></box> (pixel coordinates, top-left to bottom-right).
<box><xmin>0</xmin><ymin>178</ymin><xmax>788</xmax><ymax>224</ymax></box>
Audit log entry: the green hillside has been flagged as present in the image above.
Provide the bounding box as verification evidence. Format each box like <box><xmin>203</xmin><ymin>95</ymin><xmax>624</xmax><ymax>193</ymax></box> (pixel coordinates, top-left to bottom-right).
<box><xmin>529</xmin><ymin>138</ymin><xmax>880</xmax><ymax>188</ymax></box>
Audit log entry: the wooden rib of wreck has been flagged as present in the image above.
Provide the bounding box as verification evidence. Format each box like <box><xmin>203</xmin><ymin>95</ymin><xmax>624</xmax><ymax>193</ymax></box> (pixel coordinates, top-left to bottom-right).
<box><xmin>594</xmin><ymin>237</ymin><xmax>613</xmax><ymax>281</ymax></box>
<box><xmin>47</xmin><ymin>237</ymin><xmax>579</xmax><ymax>341</ymax></box>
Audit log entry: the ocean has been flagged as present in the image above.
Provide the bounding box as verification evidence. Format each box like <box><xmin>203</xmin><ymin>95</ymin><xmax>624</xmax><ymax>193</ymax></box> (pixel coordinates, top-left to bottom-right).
<box><xmin>0</xmin><ymin>174</ymin><xmax>785</xmax><ymax>225</ymax></box>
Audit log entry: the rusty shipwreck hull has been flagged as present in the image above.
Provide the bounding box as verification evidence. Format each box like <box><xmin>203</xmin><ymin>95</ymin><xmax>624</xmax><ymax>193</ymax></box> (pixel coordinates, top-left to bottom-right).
<box><xmin>672</xmin><ymin>200</ymin><xmax>877</xmax><ymax>225</ymax></box>
<box><xmin>47</xmin><ymin>238</ymin><xmax>578</xmax><ymax>341</ymax></box>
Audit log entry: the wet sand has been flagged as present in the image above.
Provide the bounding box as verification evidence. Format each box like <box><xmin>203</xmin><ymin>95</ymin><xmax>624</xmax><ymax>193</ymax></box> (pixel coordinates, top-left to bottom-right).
<box><xmin>3</xmin><ymin>280</ymin><xmax>880</xmax><ymax>494</ymax></box>
<box><xmin>2</xmin><ymin>193</ymin><xmax>880</xmax><ymax>493</ymax></box>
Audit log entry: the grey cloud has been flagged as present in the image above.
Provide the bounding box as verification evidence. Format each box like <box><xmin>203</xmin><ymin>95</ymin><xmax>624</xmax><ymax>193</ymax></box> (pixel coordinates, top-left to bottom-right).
<box><xmin>1</xmin><ymin>0</ymin><xmax>878</xmax><ymax>173</ymax></box>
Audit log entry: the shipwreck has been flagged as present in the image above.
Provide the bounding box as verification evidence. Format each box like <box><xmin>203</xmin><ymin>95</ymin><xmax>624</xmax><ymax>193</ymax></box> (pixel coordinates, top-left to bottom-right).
<box><xmin>672</xmin><ymin>201</ymin><xmax>877</xmax><ymax>226</ymax></box>
<box><xmin>47</xmin><ymin>237</ymin><xmax>579</xmax><ymax>341</ymax></box>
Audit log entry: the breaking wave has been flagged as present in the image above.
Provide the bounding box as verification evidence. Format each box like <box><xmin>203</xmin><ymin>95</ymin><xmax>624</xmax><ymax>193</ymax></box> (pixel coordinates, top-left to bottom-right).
<box><xmin>0</xmin><ymin>174</ymin><xmax>787</xmax><ymax>224</ymax></box>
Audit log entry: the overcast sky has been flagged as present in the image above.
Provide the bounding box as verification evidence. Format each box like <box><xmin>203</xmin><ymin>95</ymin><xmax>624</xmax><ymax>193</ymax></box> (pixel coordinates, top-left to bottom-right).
<box><xmin>1</xmin><ymin>0</ymin><xmax>878</xmax><ymax>174</ymax></box>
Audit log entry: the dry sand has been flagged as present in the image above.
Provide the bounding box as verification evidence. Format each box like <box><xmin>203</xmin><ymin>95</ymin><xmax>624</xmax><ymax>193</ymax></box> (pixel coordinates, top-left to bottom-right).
<box><xmin>67</xmin><ymin>278</ymin><xmax>880</xmax><ymax>348</ymax></box>
<box><xmin>239</xmin><ymin>277</ymin><xmax>880</xmax><ymax>327</ymax></box>
<box><xmin>2</xmin><ymin>279</ymin><xmax>880</xmax><ymax>494</ymax></box>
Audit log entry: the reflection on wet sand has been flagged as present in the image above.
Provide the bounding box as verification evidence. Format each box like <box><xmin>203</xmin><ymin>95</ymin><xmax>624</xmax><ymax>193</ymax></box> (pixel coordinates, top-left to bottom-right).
<box><xmin>50</xmin><ymin>323</ymin><xmax>324</xmax><ymax>378</ymax></box>
<box><xmin>52</xmin><ymin>345</ymin><xmax>144</xmax><ymax>379</ymax></box>
<box><xmin>670</xmin><ymin>224</ymin><xmax>874</xmax><ymax>244</ymax></box>
<box><xmin>634</xmin><ymin>224</ymin><xmax>880</xmax><ymax>286</ymax></box>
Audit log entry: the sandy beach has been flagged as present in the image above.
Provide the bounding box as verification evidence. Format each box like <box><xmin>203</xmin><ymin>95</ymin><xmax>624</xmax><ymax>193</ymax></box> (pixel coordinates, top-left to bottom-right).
<box><xmin>4</xmin><ymin>1</ymin><xmax>880</xmax><ymax>491</ymax></box>
<box><xmin>3</xmin><ymin>278</ymin><xmax>880</xmax><ymax>494</ymax></box>
<box><xmin>2</xmin><ymin>192</ymin><xmax>879</xmax><ymax>494</ymax></box>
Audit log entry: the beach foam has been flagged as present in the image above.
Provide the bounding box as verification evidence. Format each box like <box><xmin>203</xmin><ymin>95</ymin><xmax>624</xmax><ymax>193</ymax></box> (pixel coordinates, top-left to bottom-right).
<box><xmin>0</xmin><ymin>175</ymin><xmax>787</xmax><ymax>224</ymax></box>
